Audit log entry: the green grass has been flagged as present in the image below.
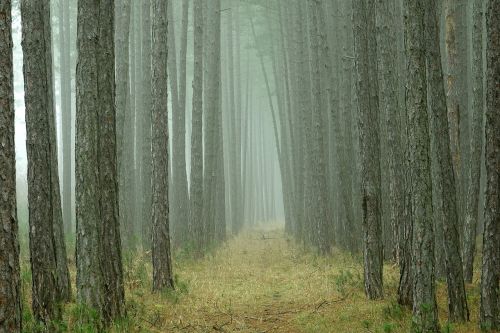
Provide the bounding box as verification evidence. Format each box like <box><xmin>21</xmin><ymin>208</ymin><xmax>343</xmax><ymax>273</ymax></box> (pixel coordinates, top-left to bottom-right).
<box><xmin>19</xmin><ymin>225</ymin><xmax>485</xmax><ymax>332</ymax></box>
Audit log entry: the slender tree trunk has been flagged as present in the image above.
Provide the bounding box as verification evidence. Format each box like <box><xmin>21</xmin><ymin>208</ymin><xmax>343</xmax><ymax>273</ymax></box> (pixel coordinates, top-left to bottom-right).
<box><xmin>425</xmin><ymin>0</ymin><xmax>469</xmax><ymax>322</ymax></box>
<box><xmin>0</xmin><ymin>1</ymin><xmax>22</xmax><ymax>330</ymax></box>
<box><xmin>115</xmin><ymin>0</ymin><xmax>133</xmax><ymax>249</ymax></box>
<box><xmin>76</xmin><ymin>0</ymin><xmax>125</xmax><ymax>321</ymax></box>
<box><xmin>463</xmin><ymin>0</ymin><xmax>484</xmax><ymax>284</ymax></box>
<box><xmin>480</xmin><ymin>1</ymin><xmax>499</xmax><ymax>329</ymax></box>
<box><xmin>352</xmin><ymin>0</ymin><xmax>384</xmax><ymax>300</ymax></box>
<box><xmin>141</xmin><ymin>0</ymin><xmax>153</xmax><ymax>250</ymax></box>
<box><xmin>405</xmin><ymin>0</ymin><xmax>439</xmax><ymax>331</ymax></box>
<box><xmin>151</xmin><ymin>0</ymin><xmax>174</xmax><ymax>291</ymax></box>
<box><xmin>59</xmin><ymin>0</ymin><xmax>72</xmax><ymax>236</ymax></box>
<box><xmin>190</xmin><ymin>0</ymin><xmax>204</xmax><ymax>253</ymax></box>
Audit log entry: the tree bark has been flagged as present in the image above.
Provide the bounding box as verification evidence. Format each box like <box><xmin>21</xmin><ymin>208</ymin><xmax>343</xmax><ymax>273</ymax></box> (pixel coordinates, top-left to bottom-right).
<box><xmin>463</xmin><ymin>0</ymin><xmax>484</xmax><ymax>284</ymax></box>
<box><xmin>0</xmin><ymin>1</ymin><xmax>22</xmax><ymax>330</ymax></box>
<box><xmin>404</xmin><ymin>0</ymin><xmax>439</xmax><ymax>331</ymax></box>
<box><xmin>480</xmin><ymin>1</ymin><xmax>499</xmax><ymax>329</ymax></box>
<box><xmin>21</xmin><ymin>0</ymin><xmax>72</xmax><ymax>324</ymax></box>
<box><xmin>352</xmin><ymin>0</ymin><xmax>384</xmax><ymax>300</ymax></box>
<box><xmin>151</xmin><ymin>0</ymin><xmax>174</xmax><ymax>291</ymax></box>
<box><xmin>76</xmin><ymin>0</ymin><xmax>125</xmax><ymax>322</ymax></box>
<box><xmin>424</xmin><ymin>0</ymin><xmax>469</xmax><ymax>322</ymax></box>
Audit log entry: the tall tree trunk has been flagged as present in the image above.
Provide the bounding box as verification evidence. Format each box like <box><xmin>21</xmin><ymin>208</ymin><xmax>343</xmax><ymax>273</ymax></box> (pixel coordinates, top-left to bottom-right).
<box><xmin>59</xmin><ymin>0</ymin><xmax>72</xmax><ymax>236</ymax></box>
<box><xmin>115</xmin><ymin>0</ymin><xmax>133</xmax><ymax>249</ymax></box>
<box><xmin>425</xmin><ymin>0</ymin><xmax>469</xmax><ymax>322</ymax></box>
<box><xmin>190</xmin><ymin>0</ymin><xmax>204</xmax><ymax>253</ymax></box>
<box><xmin>405</xmin><ymin>0</ymin><xmax>439</xmax><ymax>331</ymax></box>
<box><xmin>463</xmin><ymin>0</ymin><xmax>484</xmax><ymax>284</ymax></box>
<box><xmin>480</xmin><ymin>1</ymin><xmax>499</xmax><ymax>329</ymax></box>
<box><xmin>141</xmin><ymin>0</ymin><xmax>153</xmax><ymax>250</ymax></box>
<box><xmin>22</xmin><ymin>0</ymin><xmax>71</xmax><ymax>324</ymax></box>
<box><xmin>0</xmin><ymin>1</ymin><xmax>22</xmax><ymax>330</ymax></box>
<box><xmin>151</xmin><ymin>0</ymin><xmax>174</xmax><ymax>291</ymax></box>
<box><xmin>76</xmin><ymin>0</ymin><xmax>125</xmax><ymax>322</ymax></box>
<box><xmin>352</xmin><ymin>0</ymin><xmax>384</xmax><ymax>300</ymax></box>
<box><xmin>168</xmin><ymin>0</ymin><xmax>189</xmax><ymax>247</ymax></box>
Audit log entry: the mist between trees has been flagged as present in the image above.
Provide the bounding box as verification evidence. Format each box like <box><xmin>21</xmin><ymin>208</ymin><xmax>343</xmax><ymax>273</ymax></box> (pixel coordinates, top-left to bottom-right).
<box><xmin>0</xmin><ymin>0</ymin><xmax>498</xmax><ymax>332</ymax></box>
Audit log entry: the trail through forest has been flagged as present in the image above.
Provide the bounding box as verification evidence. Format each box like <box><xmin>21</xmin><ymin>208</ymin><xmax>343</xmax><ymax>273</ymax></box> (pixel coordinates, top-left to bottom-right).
<box><xmin>91</xmin><ymin>225</ymin><xmax>481</xmax><ymax>333</ymax></box>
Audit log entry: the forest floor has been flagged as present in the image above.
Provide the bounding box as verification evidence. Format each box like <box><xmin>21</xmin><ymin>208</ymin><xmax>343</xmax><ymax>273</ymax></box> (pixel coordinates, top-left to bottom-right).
<box><xmin>20</xmin><ymin>224</ymin><xmax>483</xmax><ymax>332</ymax></box>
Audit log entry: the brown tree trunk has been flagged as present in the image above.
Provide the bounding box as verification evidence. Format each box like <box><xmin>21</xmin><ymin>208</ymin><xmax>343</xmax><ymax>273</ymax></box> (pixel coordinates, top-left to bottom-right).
<box><xmin>0</xmin><ymin>1</ymin><xmax>22</xmax><ymax>331</ymax></box>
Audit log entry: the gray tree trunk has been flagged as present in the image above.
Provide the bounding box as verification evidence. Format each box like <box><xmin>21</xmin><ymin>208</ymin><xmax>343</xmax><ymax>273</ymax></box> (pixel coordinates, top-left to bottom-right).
<box><xmin>151</xmin><ymin>0</ymin><xmax>174</xmax><ymax>291</ymax></box>
<box><xmin>404</xmin><ymin>0</ymin><xmax>439</xmax><ymax>331</ymax></box>
<box><xmin>21</xmin><ymin>0</ymin><xmax>71</xmax><ymax>324</ymax></box>
<box><xmin>141</xmin><ymin>0</ymin><xmax>153</xmax><ymax>250</ymax></box>
<box><xmin>424</xmin><ymin>0</ymin><xmax>469</xmax><ymax>322</ymax></box>
<box><xmin>0</xmin><ymin>1</ymin><xmax>22</xmax><ymax>330</ymax></box>
<box><xmin>190</xmin><ymin>0</ymin><xmax>204</xmax><ymax>253</ymax></box>
<box><xmin>115</xmin><ymin>0</ymin><xmax>133</xmax><ymax>249</ymax></box>
<box><xmin>352</xmin><ymin>0</ymin><xmax>384</xmax><ymax>300</ymax></box>
<box><xmin>59</xmin><ymin>0</ymin><xmax>72</xmax><ymax>236</ymax></box>
<box><xmin>480</xmin><ymin>1</ymin><xmax>499</xmax><ymax>329</ymax></box>
<box><xmin>463</xmin><ymin>0</ymin><xmax>484</xmax><ymax>284</ymax></box>
<box><xmin>75</xmin><ymin>0</ymin><xmax>125</xmax><ymax>321</ymax></box>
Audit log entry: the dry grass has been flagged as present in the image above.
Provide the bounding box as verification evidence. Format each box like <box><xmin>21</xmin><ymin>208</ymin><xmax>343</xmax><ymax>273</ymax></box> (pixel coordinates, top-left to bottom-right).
<box><xmin>21</xmin><ymin>224</ymin><xmax>485</xmax><ymax>332</ymax></box>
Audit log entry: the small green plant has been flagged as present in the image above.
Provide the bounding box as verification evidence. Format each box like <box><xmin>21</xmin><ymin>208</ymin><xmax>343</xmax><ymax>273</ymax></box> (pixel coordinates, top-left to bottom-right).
<box><xmin>333</xmin><ymin>270</ymin><xmax>354</xmax><ymax>298</ymax></box>
<box><xmin>362</xmin><ymin>319</ymin><xmax>372</xmax><ymax>330</ymax></box>
<box><xmin>383</xmin><ymin>322</ymin><xmax>395</xmax><ymax>333</ymax></box>
<box><xmin>441</xmin><ymin>322</ymin><xmax>454</xmax><ymax>333</ymax></box>
<box><xmin>382</xmin><ymin>301</ymin><xmax>404</xmax><ymax>321</ymax></box>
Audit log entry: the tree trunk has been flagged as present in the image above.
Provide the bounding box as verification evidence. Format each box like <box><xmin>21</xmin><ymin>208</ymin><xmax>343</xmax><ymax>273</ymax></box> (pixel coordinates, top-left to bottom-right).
<box><xmin>76</xmin><ymin>0</ymin><xmax>125</xmax><ymax>322</ymax></box>
<box><xmin>424</xmin><ymin>0</ymin><xmax>469</xmax><ymax>322</ymax></box>
<box><xmin>463</xmin><ymin>0</ymin><xmax>484</xmax><ymax>284</ymax></box>
<box><xmin>22</xmin><ymin>0</ymin><xmax>72</xmax><ymax>324</ymax></box>
<box><xmin>0</xmin><ymin>1</ymin><xmax>22</xmax><ymax>330</ymax></box>
<box><xmin>59</xmin><ymin>0</ymin><xmax>72</xmax><ymax>236</ymax></box>
<box><xmin>151</xmin><ymin>0</ymin><xmax>174</xmax><ymax>291</ymax></box>
<box><xmin>480</xmin><ymin>1</ymin><xmax>499</xmax><ymax>329</ymax></box>
<box><xmin>404</xmin><ymin>0</ymin><xmax>439</xmax><ymax>331</ymax></box>
<box><xmin>141</xmin><ymin>0</ymin><xmax>153</xmax><ymax>250</ymax></box>
<box><xmin>190</xmin><ymin>0</ymin><xmax>204</xmax><ymax>253</ymax></box>
<box><xmin>352</xmin><ymin>0</ymin><xmax>384</xmax><ymax>300</ymax></box>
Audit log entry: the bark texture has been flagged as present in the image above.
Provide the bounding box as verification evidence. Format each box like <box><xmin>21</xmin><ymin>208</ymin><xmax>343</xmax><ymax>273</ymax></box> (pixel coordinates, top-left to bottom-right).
<box><xmin>480</xmin><ymin>1</ymin><xmax>499</xmax><ymax>329</ymax></box>
<box><xmin>405</xmin><ymin>1</ymin><xmax>439</xmax><ymax>331</ymax></box>
<box><xmin>21</xmin><ymin>0</ymin><xmax>71</xmax><ymax>323</ymax></box>
<box><xmin>151</xmin><ymin>0</ymin><xmax>174</xmax><ymax>291</ymax></box>
<box><xmin>352</xmin><ymin>0</ymin><xmax>384</xmax><ymax>300</ymax></box>
<box><xmin>424</xmin><ymin>0</ymin><xmax>469</xmax><ymax>322</ymax></box>
<box><xmin>76</xmin><ymin>0</ymin><xmax>125</xmax><ymax>321</ymax></box>
<box><xmin>463</xmin><ymin>0</ymin><xmax>484</xmax><ymax>284</ymax></box>
<box><xmin>0</xmin><ymin>1</ymin><xmax>22</xmax><ymax>330</ymax></box>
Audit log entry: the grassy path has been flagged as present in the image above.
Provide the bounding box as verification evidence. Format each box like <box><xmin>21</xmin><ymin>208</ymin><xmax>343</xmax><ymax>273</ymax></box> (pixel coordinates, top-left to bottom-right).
<box><xmin>114</xmin><ymin>225</ymin><xmax>481</xmax><ymax>333</ymax></box>
<box><xmin>18</xmin><ymin>225</ymin><xmax>480</xmax><ymax>332</ymax></box>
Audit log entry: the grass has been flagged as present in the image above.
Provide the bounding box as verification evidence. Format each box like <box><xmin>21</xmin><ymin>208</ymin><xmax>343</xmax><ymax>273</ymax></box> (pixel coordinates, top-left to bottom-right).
<box><xmin>20</xmin><ymin>224</ymin><xmax>485</xmax><ymax>332</ymax></box>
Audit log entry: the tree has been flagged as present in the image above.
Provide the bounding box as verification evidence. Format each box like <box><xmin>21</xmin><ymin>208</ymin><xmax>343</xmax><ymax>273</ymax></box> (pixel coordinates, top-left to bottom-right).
<box><xmin>424</xmin><ymin>0</ymin><xmax>469</xmax><ymax>322</ymax></box>
<box><xmin>141</xmin><ymin>0</ymin><xmax>153</xmax><ymax>250</ymax></box>
<box><xmin>59</xmin><ymin>0</ymin><xmax>72</xmax><ymax>236</ymax></box>
<box><xmin>151</xmin><ymin>0</ymin><xmax>174</xmax><ymax>291</ymax></box>
<box><xmin>480</xmin><ymin>1</ymin><xmax>499</xmax><ymax>329</ymax></box>
<box><xmin>190</xmin><ymin>0</ymin><xmax>204</xmax><ymax>253</ymax></box>
<box><xmin>75</xmin><ymin>0</ymin><xmax>125</xmax><ymax>321</ymax></box>
<box><xmin>352</xmin><ymin>0</ymin><xmax>384</xmax><ymax>300</ymax></box>
<box><xmin>0</xmin><ymin>1</ymin><xmax>22</xmax><ymax>330</ymax></box>
<box><xmin>463</xmin><ymin>0</ymin><xmax>484</xmax><ymax>284</ymax></box>
<box><xmin>167</xmin><ymin>0</ymin><xmax>189</xmax><ymax>247</ymax></box>
<box><xmin>115</xmin><ymin>0</ymin><xmax>134</xmax><ymax>248</ymax></box>
<box><xmin>404</xmin><ymin>0</ymin><xmax>439</xmax><ymax>331</ymax></box>
<box><xmin>21</xmin><ymin>0</ymin><xmax>71</xmax><ymax>323</ymax></box>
